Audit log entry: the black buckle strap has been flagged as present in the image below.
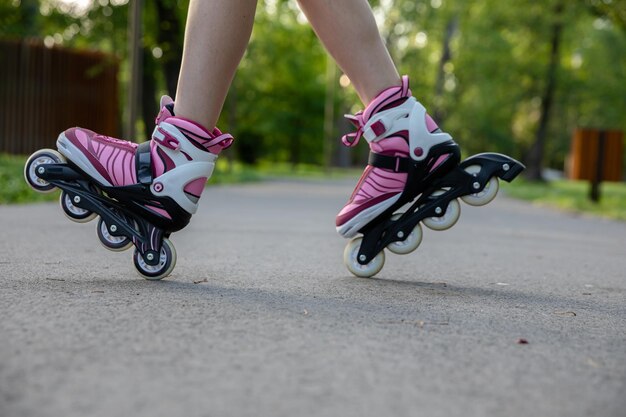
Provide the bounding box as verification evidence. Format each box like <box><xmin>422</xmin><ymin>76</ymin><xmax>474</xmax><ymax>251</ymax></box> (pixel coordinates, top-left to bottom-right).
<box><xmin>368</xmin><ymin>152</ymin><xmax>413</xmax><ymax>173</ymax></box>
<box><xmin>135</xmin><ymin>141</ymin><xmax>153</xmax><ymax>185</ymax></box>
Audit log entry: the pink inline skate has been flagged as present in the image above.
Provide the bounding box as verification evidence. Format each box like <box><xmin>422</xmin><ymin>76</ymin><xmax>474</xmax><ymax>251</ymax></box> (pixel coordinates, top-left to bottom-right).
<box><xmin>337</xmin><ymin>76</ymin><xmax>524</xmax><ymax>277</ymax></box>
<box><xmin>24</xmin><ymin>96</ymin><xmax>233</xmax><ymax>279</ymax></box>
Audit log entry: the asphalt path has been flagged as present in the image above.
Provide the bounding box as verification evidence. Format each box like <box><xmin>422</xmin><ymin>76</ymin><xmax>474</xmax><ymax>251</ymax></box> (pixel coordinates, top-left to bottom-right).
<box><xmin>1</xmin><ymin>179</ymin><xmax>625</xmax><ymax>417</ymax></box>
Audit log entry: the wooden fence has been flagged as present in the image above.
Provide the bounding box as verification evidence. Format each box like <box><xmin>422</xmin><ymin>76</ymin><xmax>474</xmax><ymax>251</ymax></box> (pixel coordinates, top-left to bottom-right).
<box><xmin>0</xmin><ymin>39</ymin><xmax>119</xmax><ymax>155</ymax></box>
<box><xmin>567</xmin><ymin>129</ymin><xmax>623</xmax><ymax>182</ymax></box>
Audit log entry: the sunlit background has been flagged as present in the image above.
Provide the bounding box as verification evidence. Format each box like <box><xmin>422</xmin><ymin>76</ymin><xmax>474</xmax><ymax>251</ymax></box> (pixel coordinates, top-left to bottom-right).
<box><xmin>1</xmin><ymin>0</ymin><xmax>625</xmax><ymax>184</ymax></box>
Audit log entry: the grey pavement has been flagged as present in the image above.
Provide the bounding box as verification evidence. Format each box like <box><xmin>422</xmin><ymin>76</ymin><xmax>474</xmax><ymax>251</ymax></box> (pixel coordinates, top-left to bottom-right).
<box><xmin>1</xmin><ymin>179</ymin><xmax>625</xmax><ymax>417</ymax></box>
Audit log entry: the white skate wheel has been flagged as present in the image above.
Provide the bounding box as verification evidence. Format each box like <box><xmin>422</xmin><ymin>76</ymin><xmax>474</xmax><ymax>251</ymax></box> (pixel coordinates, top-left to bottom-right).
<box><xmin>97</xmin><ymin>217</ymin><xmax>133</xmax><ymax>252</ymax></box>
<box><xmin>461</xmin><ymin>174</ymin><xmax>499</xmax><ymax>207</ymax></box>
<box><xmin>387</xmin><ymin>214</ymin><xmax>423</xmax><ymax>255</ymax></box>
<box><xmin>23</xmin><ymin>149</ymin><xmax>65</xmax><ymax>193</ymax></box>
<box><xmin>133</xmin><ymin>238</ymin><xmax>177</xmax><ymax>280</ymax></box>
<box><xmin>343</xmin><ymin>237</ymin><xmax>385</xmax><ymax>278</ymax></box>
<box><xmin>60</xmin><ymin>191</ymin><xmax>97</xmax><ymax>223</ymax></box>
<box><xmin>423</xmin><ymin>198</ymin><xmax>461</xmax><ymax>231</ymax></box>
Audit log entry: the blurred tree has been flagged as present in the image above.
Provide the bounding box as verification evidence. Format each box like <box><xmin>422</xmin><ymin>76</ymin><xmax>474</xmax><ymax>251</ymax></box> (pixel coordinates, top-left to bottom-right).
<box><xmin>586</xmin><ymin>0</ymin><xmax>626</xmax><ymax>30</ymax></box>
<box><xmin>141</xmin><ymin>0</ymin><xmax>186</xmax><ymax>136</ymax></box>
<box><xmin>0</xmin><ymin>0</ymin><xmax>43</xmax><ymax>37</ymax></box>
<box><xmin>382</xmin><ymin>0</ymin><xmax>625</xmax><ymax>179</ymax></box>
<box><xmin>220</xmin><ymin>0</ymin><xmax>328</xmax><ymax>165</ymax></box>
<box><xmin>1</xmin><ymin>0</ymin><xmax>624</xmax><ymax>174</ymax></box>
<box><xmin>525</xmin><ymin>0</ymin><xmax>566</xmax><ymax>181</ymax></box>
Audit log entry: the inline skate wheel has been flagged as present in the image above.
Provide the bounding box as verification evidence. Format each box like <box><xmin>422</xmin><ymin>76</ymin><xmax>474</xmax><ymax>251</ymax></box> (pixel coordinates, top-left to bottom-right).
<box><xmin>23</xmin><ymin>149</ymin><xmax>66</xmax><ymax>193</ymax></box>
<box><xmin>343</xmin><ymin>237</ymin><xmax>385</xmax><ymax>278</ymax></box>
<box><xmin>387</xmin><ymin>213</ymin><xmax>423</xmax><ymax>255</ymax></box>
<box><xmin>60</xmin><ymin>191</ymin><xmax>97</xmax><ymax>223</ymax></box>
<box><xmin>461</xmin><ymin>165</ymin><xmax>499</xmax><ymax>206</ymax></box>
<box><xmin>133</xmin><ymin>238</ymin><xmax>177</xmax><ymax>280</ymax></box>
<box><xmin>97</xmin><ymin>218</ymin><xmax>133</xmax><ymax>252</ymax></box>
<box><xmin>423</xmin><ymin>197</ymin><xmax>461</xmax><ymax>231</ymax></box>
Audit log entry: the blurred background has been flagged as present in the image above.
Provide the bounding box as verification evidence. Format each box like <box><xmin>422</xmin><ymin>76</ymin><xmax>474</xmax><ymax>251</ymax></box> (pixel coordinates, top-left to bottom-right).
<box><xmin>1</xmin><ymin>0</ymin><xmax>625</xmax><ymax>199</ymax></box>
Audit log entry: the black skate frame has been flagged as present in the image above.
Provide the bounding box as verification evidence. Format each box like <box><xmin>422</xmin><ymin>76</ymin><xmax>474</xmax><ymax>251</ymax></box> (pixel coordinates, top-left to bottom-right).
<box><xmin>35</xmin><ymin>157</ymin><xmax>191</xmax><ymax>267</ymax></box>
<box><xmin>355</xmin><ymin>152</ymin><xmax>524</xmax><ymax>265</ymax></box>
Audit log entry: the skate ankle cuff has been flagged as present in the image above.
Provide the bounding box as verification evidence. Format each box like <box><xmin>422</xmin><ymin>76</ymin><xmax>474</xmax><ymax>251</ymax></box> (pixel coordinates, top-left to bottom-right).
<box><xmin>363</xmin><ymin>120</ymin><xmax>388</xmax><ymax>142</ymax></box>
<box><xmin>368</xmin><ymin>98</ymin><xmax>453</xmax><ymax>163</ymax></box>
<box><xmin>154</xmin><ymin>126</ymin><xmax>181</xmax><ymax>151</ymax></box>
<box><xmin>362</xmin><ymin>97</ymin><xmax>418</xmax><ymax>143</ymax></box>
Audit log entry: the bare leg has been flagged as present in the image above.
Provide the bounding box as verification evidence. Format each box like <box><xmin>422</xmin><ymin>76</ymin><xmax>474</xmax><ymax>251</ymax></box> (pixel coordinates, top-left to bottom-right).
<box><xmin>297</xmin><ymin>0</ymin><xmax>400</xmax><ymax>105</ymax></box>
<box><xmin>175</xmin><ymin>0</ymin><xmax>258</xmax><ymax>128</ymax></box>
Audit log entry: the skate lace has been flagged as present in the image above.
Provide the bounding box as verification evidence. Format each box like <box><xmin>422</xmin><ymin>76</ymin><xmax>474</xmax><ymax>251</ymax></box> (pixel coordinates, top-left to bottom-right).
<box><xmin>98</xmin><ymin>134</ymin><xmax>137</xmax><ymax>148</ymax></box>
<box><xmin>208</xmin><ymin>129</ymin><xmax>234</xmax><ymax>150</ymax></box>
<box><xmin>341</xmin><ymin>112</ymin><xmax>366</xmax><ymax>148</ymax></box>
<box><xmin>341</xmin><ymin>111</ymin><xmax>391</xmax><ymax>147</ymax></box>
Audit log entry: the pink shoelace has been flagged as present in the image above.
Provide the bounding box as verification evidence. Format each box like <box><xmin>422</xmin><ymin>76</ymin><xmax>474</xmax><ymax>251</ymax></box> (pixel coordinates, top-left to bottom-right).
<box><xmin>341</xmin><ymin>112</ymin><xmax>366</xmax><ymax>148</ymax></box>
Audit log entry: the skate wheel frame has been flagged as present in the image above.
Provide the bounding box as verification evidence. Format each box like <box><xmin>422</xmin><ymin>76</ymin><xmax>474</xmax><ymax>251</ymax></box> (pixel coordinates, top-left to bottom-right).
<box><xmin>342</xmin><ymin>153</ymin><xmax>525</xmax><ymax>278</ymax></box>
<box><xmin>26</xmin><ymin>145</ymin><xmax>185</xmax><ymax>280</ymax></box>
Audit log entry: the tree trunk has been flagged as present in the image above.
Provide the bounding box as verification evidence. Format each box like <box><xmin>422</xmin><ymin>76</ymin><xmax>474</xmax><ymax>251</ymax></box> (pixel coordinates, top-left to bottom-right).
<box><xmin>154</xmin><ymin>0</ymin><xmax>183</xmax><ymax>96</ymax></box>
<box><xmin>323</xmin><ymin>55</ymin><xmax>337</xmax><ymax>172</ymax></box>
<box><xmin>125</xmin><ymin>0</ymin><xmax>143</xmax><ymax>141</ymax></box>
<box><xmin>141</xmin><ymin>0</ymin><xmax>183</xmax><ymax>138</ymax></box>
<box><xmin>433</xmin><ymin>16</ymin><xmax>459</xmax><ymax>124</ymax></box>
<box><xmin>19</xmin><ymin>0</ymin><xmax>40</xmax><ymax>36</ymax></box>
<box><xmin>290</xmin><ymin>124</ymin><xmax>301</xmax><ymax>167</ymax></box>
<box><xmin>525</xmin><ymin>1</ymin><xmax>565</xmax><ymax>181</ymax></box>
<box><xmin>141</xmin><ymin>47</ymin><xmax>157</xmax><ymax>139</ymax></box>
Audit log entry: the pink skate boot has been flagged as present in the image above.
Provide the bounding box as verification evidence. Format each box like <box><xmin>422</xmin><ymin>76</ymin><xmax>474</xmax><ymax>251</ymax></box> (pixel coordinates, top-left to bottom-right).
<box><xmin>335</xmin><ymin>76</ymin><xmax>526</xmax><ymax>278</ymax></box>
<box><xmin>25</xmin><ymin>96</ymin><xmax>233</xmax><ymax>279</ymax></box>
<box><xmin>336</xmin><ymin>75</ymin><xmax>460</xmax><ymax>238</ymax></box>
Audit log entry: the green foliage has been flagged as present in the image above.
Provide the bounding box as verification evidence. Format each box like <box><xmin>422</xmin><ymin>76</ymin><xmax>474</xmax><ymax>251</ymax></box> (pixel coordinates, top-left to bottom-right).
<box><xmin>222</xmin><ymin>1</ymin><xmax>328</xmax><ymax>165</ymax></box>
<box><xmin>0</xmin><ymin>154</ymin><xmax>57</xmax><ymax>204</ymax></box>
<box><xmin>2</xmin><ymin>0</ymin><xmax>625</xmax><ymax>174</ymax></box>
<box><xmin>506</xmin><ymin>179</ymin><xmax>626</xmax><ymax>221</ymax></box>
<box><xmin>386</xmin><ymin>0</ymin><xmax>625</xmax><ymax>174</ymax></box>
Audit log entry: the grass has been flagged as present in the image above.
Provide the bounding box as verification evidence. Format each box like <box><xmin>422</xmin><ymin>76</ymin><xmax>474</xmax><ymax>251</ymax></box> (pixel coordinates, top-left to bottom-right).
<box><xmin>505</xmin><ymin>178</ymin><xmax>626</xmax><ymax>221</ymax></box>
<box><xmin>5</xmin><ymin>153</ymin><xmax>626</xmax><ymax>221</ymax></box>
<box><xmin>211</xmin><ymin>158</ymin><xmax>361</xmax><ymax>184</ymax></box>
<box><xmin>0</xmin><ymin>154</ymin><xmax>60</xmax><ymax>204</ymax></box>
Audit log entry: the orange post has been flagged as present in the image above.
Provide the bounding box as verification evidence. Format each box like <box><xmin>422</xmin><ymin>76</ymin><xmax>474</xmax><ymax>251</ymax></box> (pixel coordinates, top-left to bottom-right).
<box><xmin>568</xmin><ymin>129</ymin><xmax>623</xmax><ymax>182</ymax></box>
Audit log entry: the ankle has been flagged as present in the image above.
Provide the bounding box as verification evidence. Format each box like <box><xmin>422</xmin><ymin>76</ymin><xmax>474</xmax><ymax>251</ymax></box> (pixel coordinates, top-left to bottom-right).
<box><xmin>172</xmin><ymin>102</ymin><xmax>217</xmax><ymax>132</ymax></box>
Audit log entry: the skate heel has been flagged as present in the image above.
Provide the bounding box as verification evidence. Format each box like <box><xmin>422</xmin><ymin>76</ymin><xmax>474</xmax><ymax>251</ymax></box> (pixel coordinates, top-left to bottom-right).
<box><xmin>459</xmin><ymin>153</ymin><xmax>525</xmax><ymax>184</ymax></box>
